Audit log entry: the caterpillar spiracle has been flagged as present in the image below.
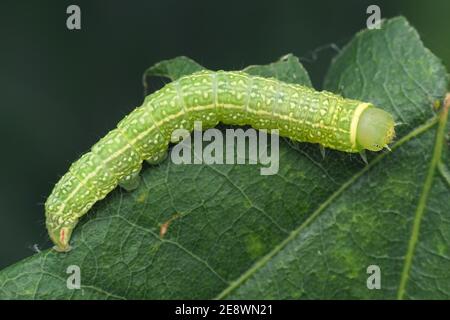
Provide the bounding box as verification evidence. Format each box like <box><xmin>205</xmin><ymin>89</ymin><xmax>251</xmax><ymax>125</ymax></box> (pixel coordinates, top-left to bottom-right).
<box><xmin>45</xmin><ymin>70</ymin><xmax>395</xmax><ymax>252</ymax></box>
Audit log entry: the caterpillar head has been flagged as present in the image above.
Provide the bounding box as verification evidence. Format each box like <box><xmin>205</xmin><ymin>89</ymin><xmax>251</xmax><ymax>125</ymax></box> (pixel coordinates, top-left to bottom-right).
<box><xmin>356</xmin><ymin>107</ymin><xmax>395</xmax><ymax>151</ymax></box>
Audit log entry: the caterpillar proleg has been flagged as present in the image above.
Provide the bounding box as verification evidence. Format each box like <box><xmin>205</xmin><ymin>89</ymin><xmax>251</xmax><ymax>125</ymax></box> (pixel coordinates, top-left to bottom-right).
<box><xmin>45</xmin><ymin>70</ymin><xmax>395</xmax><ymax>251</ymax></box>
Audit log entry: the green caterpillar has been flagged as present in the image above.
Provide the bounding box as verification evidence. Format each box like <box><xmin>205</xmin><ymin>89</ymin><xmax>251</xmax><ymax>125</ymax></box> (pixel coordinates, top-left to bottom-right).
<box><xmin>45</xmin><ymin>70</ymin><xmax>395</xmax><ymax>252</ymax></box>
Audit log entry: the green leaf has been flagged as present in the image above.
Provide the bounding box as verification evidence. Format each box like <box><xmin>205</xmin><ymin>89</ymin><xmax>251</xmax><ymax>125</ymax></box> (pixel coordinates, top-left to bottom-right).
<box><xmin>324</xmin><ymin>17</ymin><xmax>448</xmax><ymax>135</ymax></box>
<box><xmin>142</xmin><ymin>56</ymin><xmax>205</xmax><ymax>95</ymax></box>
<box><xmin>243</xmin><ymin>53</ymin><xmax>313</xmax><ymax>87</ymax></box>
<box><xmin>0</xmin><ymin>16</ymin><xmax>448</xmax><ymax>300</ymax></box>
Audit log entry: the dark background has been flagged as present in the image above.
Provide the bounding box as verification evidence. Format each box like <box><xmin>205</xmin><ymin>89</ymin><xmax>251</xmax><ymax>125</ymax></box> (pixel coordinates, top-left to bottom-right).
<box><xmin>0</xmin><ymin>0</ymin><xmax>449</xmax><ymax>269</ymax></box>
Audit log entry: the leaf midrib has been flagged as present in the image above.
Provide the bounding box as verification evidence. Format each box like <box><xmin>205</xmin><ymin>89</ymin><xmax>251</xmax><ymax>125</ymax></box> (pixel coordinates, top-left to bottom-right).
<box><xmin>215</xmin><ymin>115</ymin><xmax>440</xmax><ymax>299</ymax></box>
<box><xmin>397</xmin><ymin>103</ymin><xmax>449</xmax><ymax>300</ymax></box>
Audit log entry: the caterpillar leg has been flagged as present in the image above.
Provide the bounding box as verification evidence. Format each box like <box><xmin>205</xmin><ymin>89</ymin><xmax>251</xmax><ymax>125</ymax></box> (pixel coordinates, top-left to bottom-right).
<box><xmin>146</xmin><ymin>149</ymin><xmax>168</xmax><ymax>165</ymax></box>
<box><xmin>359</xmin><ymin>150</ymin><xmax>368</xmax><ymax>165</ymax></box>
<box><xmin>119</xmin><ymin>171</ymin><xmax>141</xmax><ymax>191</ymax></box>
<box><xmin>319</xmin><ymin>145</ymin><xmax>326</xmax><ymax>159</ymax></box>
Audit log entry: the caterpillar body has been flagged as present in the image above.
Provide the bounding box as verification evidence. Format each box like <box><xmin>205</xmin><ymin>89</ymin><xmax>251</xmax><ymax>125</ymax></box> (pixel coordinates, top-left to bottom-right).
<box><xmin>45</xmin><ymin>70</ymin><xmax>395</xmax><ymax>251</ymax></box>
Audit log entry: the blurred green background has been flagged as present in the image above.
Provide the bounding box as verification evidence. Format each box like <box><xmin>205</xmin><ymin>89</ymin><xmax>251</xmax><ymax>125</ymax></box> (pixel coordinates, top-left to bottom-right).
<box><xmin>0</xmin><ymin>0</ymin><xmax>449</xmax><ymax>269</ymax></box>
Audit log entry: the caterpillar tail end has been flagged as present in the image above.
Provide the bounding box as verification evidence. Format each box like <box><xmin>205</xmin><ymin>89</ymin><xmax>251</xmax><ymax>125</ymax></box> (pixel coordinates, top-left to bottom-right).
<box><xmin>46</xmin><ymin>217</ymin><xmax>75</xmax><ymax>252</ymax></box>
<box><xmin>356</xmin><ymin>107</ymin><xmax>395</xmax><ymax>152</ymax></box>
<box><xmin>48</xmin><ymin>225</ymin><xmax>73</xmax><ymax>252</ymax></box>
<box><xmin>45</xmin><ymin>194</ymin><xmax>79</xmax><ymax>252</ymax></box>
